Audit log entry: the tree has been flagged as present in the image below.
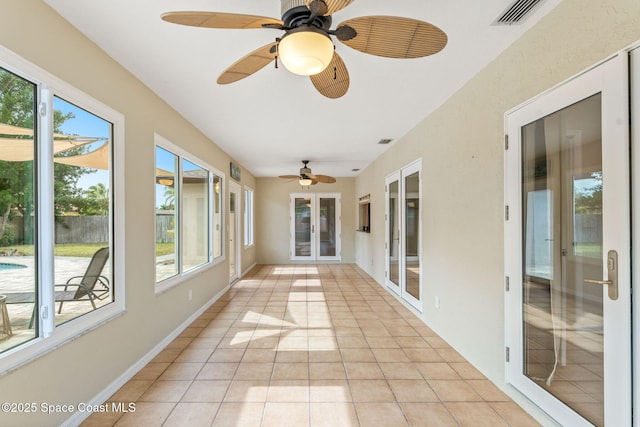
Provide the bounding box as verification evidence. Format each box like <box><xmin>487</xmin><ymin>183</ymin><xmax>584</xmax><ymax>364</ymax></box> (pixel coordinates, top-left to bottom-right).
<box><xmin>574</xmin><ymin>172</ymin><xmax>602</xmax><ymax>215</ymax></box>
<box><xmin>0</xmin><ymin>68</ymin><xmax>88</xmax><ymax>244</ymax></box>
<box><xmin>80</xmin><ymin>183</ymin><xmax>109</xmax><ymax>216</ymax></box>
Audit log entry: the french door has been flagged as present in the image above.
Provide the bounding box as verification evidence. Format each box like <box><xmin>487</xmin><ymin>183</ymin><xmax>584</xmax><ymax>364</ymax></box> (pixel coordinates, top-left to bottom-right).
<box><xmin>228</xmin><ymin>181</ymin><xmax>241</xmax><ymax>283</ymax></box>
<box><xmin>290</xmin><ymin>193</ymin><xmax>341</xmax><ymax>261</ymax></box>
<box><xmin>385</xmin><ymin>161</ymin><xmax>422</xmax><ymax>311</ymax></box>
<box><xmin>505</xmin><ymin>53</ymin><xmax>631</xmax><ymax>426</ymax></box>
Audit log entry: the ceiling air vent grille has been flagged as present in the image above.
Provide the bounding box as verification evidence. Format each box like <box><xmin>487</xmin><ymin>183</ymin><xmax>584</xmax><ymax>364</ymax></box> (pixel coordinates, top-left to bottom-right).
<box><xmin>494</xmin><ymin>0</ymin><xmax>544</xmax><ymax>25</ymax></box>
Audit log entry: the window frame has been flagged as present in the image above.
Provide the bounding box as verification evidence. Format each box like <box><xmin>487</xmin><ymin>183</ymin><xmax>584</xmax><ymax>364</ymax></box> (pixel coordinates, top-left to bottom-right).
<box><xmin>243</xmin><ymin>186</ymin><xmax>254</xmax><ymax>248</ymax></box>
<box><xmin>154</xmin><ymin>134</ymin><xmax>225</xmax><ymax>294</ymax></box>
<box><xmin>0</xmin><ymin>44</ymin><xmax>125</xmax><ymax>373</ymax></box>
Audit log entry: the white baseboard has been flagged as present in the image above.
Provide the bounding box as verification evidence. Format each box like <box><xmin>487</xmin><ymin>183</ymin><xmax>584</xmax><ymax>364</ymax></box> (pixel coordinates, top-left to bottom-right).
<box><xmin>242</xmin><ymin>262</ymin><xmax>257</xmax><ymax>277</ymax></box>
<box><xmin>62</xmin><ymin>284</ymin><xmax>231</xmax><ymax>427</ymax></box>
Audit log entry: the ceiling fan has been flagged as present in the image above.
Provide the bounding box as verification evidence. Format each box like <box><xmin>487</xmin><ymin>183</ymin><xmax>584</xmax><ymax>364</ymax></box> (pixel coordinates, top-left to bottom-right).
<box><xmin>278</xmin><ymin>160</ymin><xmax>337</xmax><ymax>186</ymax></box>
<box><xmin>161</xmin><ymin>0</ymin><xmax>447</xmax><ymax>99</ymax></box>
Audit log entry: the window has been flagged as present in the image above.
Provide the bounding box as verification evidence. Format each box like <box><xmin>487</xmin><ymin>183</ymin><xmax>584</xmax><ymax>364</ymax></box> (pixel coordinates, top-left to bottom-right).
<box><xmin>0</xmin><ymin>46</ymin><xmax>124</xmax><ymax>369</ymax></box>
<box><xmin>155</xmin><ymin>136</ymin><xmax>223</xmax><ymax>290</ymax></box>
<box><xmin>243</xmin><ymin>187</ymin><xmax>254</xmax><ymax>247</ymax></box>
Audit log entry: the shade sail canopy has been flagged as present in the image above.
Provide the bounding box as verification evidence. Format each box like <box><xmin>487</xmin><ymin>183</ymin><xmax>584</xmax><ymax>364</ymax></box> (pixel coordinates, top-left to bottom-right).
<box><xmin>54</xmin><ymin>141</ymin><xmax>109</xmax><ymax>170</ymax></box>
<box><xmin>0</xmin><ymin>122</ymin><xmax>105</xmax><ymax>162</ymax></box>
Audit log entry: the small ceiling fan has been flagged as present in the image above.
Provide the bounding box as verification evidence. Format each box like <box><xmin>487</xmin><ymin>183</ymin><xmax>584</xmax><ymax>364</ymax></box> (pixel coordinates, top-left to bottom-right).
<box><xmin>279</xmin><ymin>160</ymin><xmax>336</xmax><ymax>185</ymax></box>
<box><xmin>161</xmin><ymin>0</ymin><xmax>447</xmax><ymax>99</ymax></box>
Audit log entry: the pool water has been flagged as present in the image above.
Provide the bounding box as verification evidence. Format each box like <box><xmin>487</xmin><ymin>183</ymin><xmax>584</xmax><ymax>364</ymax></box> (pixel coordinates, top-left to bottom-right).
<box><xmin>0</xmin><ymin>263</ymin><xmax>27</xmax><ymax>270</ymax></box>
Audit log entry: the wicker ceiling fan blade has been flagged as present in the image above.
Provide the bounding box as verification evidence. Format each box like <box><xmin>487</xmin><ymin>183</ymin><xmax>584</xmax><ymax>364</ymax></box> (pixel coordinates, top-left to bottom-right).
<box><xmin>217</xmin><ymin>42</ymin><xmax>278</xmax><ymax>85</ymax></box>
<box><xmin>310</xmin><ymin>174</ymin><xmax>336</xmax><ymax>183</ymax></box>
<box><xmin>279</xmin><ymin>175</ymin><xmax>301</xmax><ymax>180</ymax></box>
<box><xmin>306</xmin><ymin>0</ymin><xmax>355</xmax><ymax>16</ymax></box>
<box><xmin>337</xmin><ymin>16</ymin><xmax>447</xmax><ymax>58</ymax></box>
<box><xmin>310</xmin><ymin>52</ymin><xmax>350</xmax><ymax>99</ymax></box>
<box><xmin>161</xmin><ymin>11</ymin><xmax>283</xmax><ymax>29</ymax></box>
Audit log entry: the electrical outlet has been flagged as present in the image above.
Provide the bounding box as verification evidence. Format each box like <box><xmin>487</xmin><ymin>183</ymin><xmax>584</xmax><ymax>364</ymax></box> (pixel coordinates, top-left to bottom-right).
<box><xmin>188</xmin><ymin>289</ymin><xmax>192</xmax><ymax>301</ymax></box>
<box><xmin>434</xmin><ymin>296</ymin><xmax>440</xmax><ymax>309</ymax></box>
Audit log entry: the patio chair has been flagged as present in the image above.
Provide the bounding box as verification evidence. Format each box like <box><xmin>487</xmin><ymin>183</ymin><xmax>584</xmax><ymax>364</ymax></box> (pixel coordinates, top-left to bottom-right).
<box><xmin>55</xmin><ymin>246</ymin><xmax>110</xmax><ymax>314</ymax></box>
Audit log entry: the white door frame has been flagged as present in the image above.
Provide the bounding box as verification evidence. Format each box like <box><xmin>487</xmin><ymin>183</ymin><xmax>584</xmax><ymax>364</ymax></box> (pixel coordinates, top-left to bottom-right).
<box><xmin>385</xmin><ymin>171</ymin><xmax>401</xmax><ymax>295</ymax></box>
<box><xmin>504</xmin><ymin>52</ymin><xmax>631</xmax><ymax>426</ymax></box>
<box><xmin>228</xmin><ymin>181</ymin><xmax>241</xmax><ymax>283</ymax></box>
<box><xmin>385</xmin><ymin>160</ymin><xmax>422</xmax><ymax>311</ymax></box>
<box><xmin>290</xmin><ymin>193</ymin><xmax>341</xmax><ymax>261</ymax></box>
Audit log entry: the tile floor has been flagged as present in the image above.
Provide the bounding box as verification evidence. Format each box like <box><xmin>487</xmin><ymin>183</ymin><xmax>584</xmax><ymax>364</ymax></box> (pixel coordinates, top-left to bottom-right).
<box><xmin>81</xmin><ymin>264</ymin><xmax>541</xmax><ymax>427</ymax></box>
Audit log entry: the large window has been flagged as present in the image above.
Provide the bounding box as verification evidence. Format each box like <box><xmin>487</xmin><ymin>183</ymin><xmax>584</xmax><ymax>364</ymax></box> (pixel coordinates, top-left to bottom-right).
<box><xmin>155</xmin><ymin>136</ymin><xmax>223</xmax><ymax>290</ymax></box>
<box><xmin>0</xmin><ymin>47</ymin><xmax>124</xmax><ymax>368</ymax></box>
<box><xmin>243</xmin><ymin>187</ymin><xmax>254</xmax><ymax>247</ymax></box>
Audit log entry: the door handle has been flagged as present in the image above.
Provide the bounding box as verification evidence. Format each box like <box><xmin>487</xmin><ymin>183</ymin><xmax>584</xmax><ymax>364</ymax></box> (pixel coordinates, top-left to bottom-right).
<box><xmin>584</xmin><ymin>250</ymin><xmax>618</xmax><ymax>300</ymax></box>
<box><xmin>311</xmin><ymin>225</ymin><xmax>314</xmax><ymax>233</ymax></box>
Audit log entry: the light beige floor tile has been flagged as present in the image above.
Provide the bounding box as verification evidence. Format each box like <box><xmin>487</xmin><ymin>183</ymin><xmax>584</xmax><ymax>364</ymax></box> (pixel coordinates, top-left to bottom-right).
<box><xmin>241</xmin><ymin>348</ymin><xmax>276</xmax><ymax>363</ymax></box>
<box><xmin>262</xmin><ymin>402</ymin><xmax>309</xmax><ymax>427</ymax></box>
<box><xmin>446</xmin><ymin>402</ymin><xmax>509</xmax><ymax>426</ymax></box>
<box><xmin>208</xmin><ymin>348</ymin><xmax>245</xmax><ymax>363</ymax></box>
<box><xmin>415</xmin><ymin>362</ymin><xmax>461</xmax><ymax>380</ymax></box>
<box><xmin>344</xmin><ymin>362</ymin><xmax>385</xmax><ymax>379</ymax></box>
<box><xmin>272</xmin><ymin>362</ymin><xmax>308</xmax><ymax>380</ymax></box>
<box><xmin>163</xmin><ymin>402</ymin><xmax>219</xmax><ymax>427</ymax></box>
<box><xmin>275</xmin><ymin>350</ymin><xmax>309</xmax><ymax>363</ymax></box>
<box><xmin>224</xmin><ymin>380</ymin><xmax>269</xmax><ymax>402</ymax></box>
<box><xmin>267</xmin><ymin>380</ymin><xmax>310</xmax><ymax>402</ymax></box>
<box><xmin>133</xmin><ymin>363</ymin><xmax>170</xmax><ymax>381</ymax></box>
<box><xmin>212</xmin><ymin>402</ymin><xmax>264</xmax><ymax>427</ymax></box>
<box><xmin>372</xmin><ymin>348</ymin><xmax>410</xmax><ymax>363</ymax></box>
<box><xmin>467</xmin><ymin>380</ymin><xmax>511</xmax><ymax>402</ymax></box>
<box><xmin>234</xmin><ymin>362</ymin><xmax>274</xmax><ymax>380</ymax></box>
<box><xmin>490</xmin><ymin>402</ymin><xmax>542</xmax><ymax>426</ymax></box>
<box><xmin>388</xmin><ymin>379</ymin><xmax>439</xmax><ymax>402</ymax></box>
<box><xmin>309</xmin><ymin>379</ymin><xmax>352</xmax><ymax>402</ymax></box>
<box><xmin>158</xmin><ymin>362</ymin><xmax>204</xmax><ymax>380</ymax></box>
<box><xmin>309</xmin><ymin>362</ymin><xmax>347</xmax><ymax>380</ymax></box>
<box><xmin>349</xmin><ymin>379</ymin><xmax>396</xmax><ymax>402</ymax></box>
<box><xmin>378</xmin><ymin>362</ymin><xmax>424</xmax><ymax>380</ymax></box>
<box><xmin>138</xmin><ymin>380</ymin><xmax>191</xmax><ymax>402</ymax></box>
<box><xmin>354</xmin><ymin>402</ymin><xmax>409</xmax><ymax>427</ymax></box>
<box><xmin>114</xmin><ymin>402</ymin><xmax>175</xmax><ymax>426</ymax></box>
<box><xmin>182</xmin><ymin>380</ymin><xmax>230</xmax><ymax>402</ymax></box>
<box><xmin>429</xmin><ymin>380</ymin><xmax>484</xmax><ymax>402</ymax></box>
<box><xmin>449</xmin><ymin>362</ymin><xmax>486</xmax><ymax>379</ymax></box>
<box><xmin>366</xmin><ymin>337</ymin><xmax>400</xmax><ymax>348</ymax></box>
<box><xmin>109</xmin><ymin>380</ymin><xmax>154</xmax><ymax>402</ymax></box>
<box><xmin>341</xmin><ymin>348</ymin><xmax>376</xmax><ymax>362</ymax></box>
<box><xmin>196</xmin><ymin>363</ymin><xmax>238</xmax><ymax>380</ymax></box>
<box><xmin>404</xmin><ymin>348</ymin><xmax>445</xmax><ymax>363</ymax></box>
<box><xmin>400</xmin><ymin>402</ymin><xmax>459</xmax><ymax>427</ymax></box>
<box><xmin>309</xmin><ymin>350</ymin><xmax>342</xmax><ymax>363</ymax></box>
<box><xmin>310</xmin><ymin>402</ymin><xmax>358</xmax><ymax>427</ymax></box>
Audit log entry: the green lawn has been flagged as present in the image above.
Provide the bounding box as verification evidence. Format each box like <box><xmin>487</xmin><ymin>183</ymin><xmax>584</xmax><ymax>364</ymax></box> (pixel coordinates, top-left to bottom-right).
<box><xmin>2</xmin><ymin>242</ymin><xmax>175</xmax><ymax>257</ymax></box>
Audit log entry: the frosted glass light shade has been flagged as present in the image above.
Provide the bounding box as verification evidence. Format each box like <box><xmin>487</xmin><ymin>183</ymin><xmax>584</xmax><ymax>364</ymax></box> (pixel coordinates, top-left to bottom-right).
<box><xmin>299</xmin><ymin>178</ymin><xmax>313</xmax><ymax>186</ymax></box>
<box><xmin>279</xmin><ymin>30</ymin><xmax>334</xmax><ymax>76</ymax></box>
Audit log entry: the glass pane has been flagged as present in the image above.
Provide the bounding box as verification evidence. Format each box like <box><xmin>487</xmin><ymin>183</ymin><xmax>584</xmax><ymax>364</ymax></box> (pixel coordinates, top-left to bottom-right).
<box><xmin>388</xmin><ymin>181</ymin><xmax>400</xmax><ymax>287</ymax></box>
<box><xmin>521</xmin><ymin>94</ymin><xmax>603</xmax><ymax>427</ymax></box>
<box><xmin>52</xmin><ymin>96</ymin><xmax>113</xmax><ymax>326</ymax></box>
<box><xmin>294</xmin><ymin>198</ymin><xmax>312</xmax><ymax>257</ymax></box>
<box><xmin>229</xmin><ymin>191</ymin><xmax>236</xmax><ymax>278</ymax></box>
<box><xmin>155</xmin><ymin>146</ymin><xmax>178</xmax><ymax>282</ymax></box>
<box><xmin>213</xmin><ymin>176</ymin><xmax>222</xmax><ymax>258</ymax></box>
<box><xmin>404</xmin><ymin>172</ymin><xmax>420</xmax><ymax>300</ymax></box>
<box><xmin>0</xmin><ymin>67</ymin><xmax>37</xmax><ymax>352</ymax></box>
<box><xmin>319</xmin><ymin>197</ymin><xmax>336</xmax><ymax>257</ymax></box>
<box><xmin>182</xmin><ymin>159</ymin><xmax>209</xmax><ymax>272</ymax></box>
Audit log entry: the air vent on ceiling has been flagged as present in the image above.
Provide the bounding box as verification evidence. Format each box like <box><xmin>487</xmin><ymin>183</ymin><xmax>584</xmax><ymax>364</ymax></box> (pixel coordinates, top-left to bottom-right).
<box><xmin>378</xmin><ymin>139</ymin><xmax>393</xmax><ymax>145</ymax></box>
<box><xmin>493</xmin><ymin>0</ymin><xmax>545</xmax><ymax>25</ymax></box>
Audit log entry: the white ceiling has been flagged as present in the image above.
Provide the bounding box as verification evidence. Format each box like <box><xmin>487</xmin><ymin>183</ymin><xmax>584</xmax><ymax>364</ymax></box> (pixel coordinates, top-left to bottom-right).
<box><xmin>44</xmin><ymin>0</ymin><xmax>560</xmax><ymax>178</ymax></box>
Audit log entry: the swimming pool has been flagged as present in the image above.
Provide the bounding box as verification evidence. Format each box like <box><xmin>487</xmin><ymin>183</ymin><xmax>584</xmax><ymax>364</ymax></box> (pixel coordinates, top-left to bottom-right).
<box><xmin>0</xmin><ymin>263</ymin><xmax>27</xmax><ymax>270</ymax></box>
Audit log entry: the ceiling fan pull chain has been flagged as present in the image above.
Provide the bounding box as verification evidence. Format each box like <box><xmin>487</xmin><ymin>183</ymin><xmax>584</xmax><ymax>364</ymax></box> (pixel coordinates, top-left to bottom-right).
<box><xmin>333</xmin><ymin>66</ymin><xmax>337</xmax><ymax>80</ymax></box>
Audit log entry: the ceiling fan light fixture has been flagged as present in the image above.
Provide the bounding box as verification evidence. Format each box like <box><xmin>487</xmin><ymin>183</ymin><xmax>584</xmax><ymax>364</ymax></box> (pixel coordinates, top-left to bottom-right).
<box><xmin>299</xmin><ymin>177</ymin><xmax>313</xmax><ymax>186</ymax></box>
<box><xmin>279</xmin><ymin>28</ymin><xmax>334</xmax><ymax>76</ymax></box>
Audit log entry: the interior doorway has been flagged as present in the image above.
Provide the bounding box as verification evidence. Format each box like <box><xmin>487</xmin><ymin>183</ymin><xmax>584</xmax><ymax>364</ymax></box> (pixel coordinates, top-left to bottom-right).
<box><xmin>229</xmin><ymin>181</ymin><xmax>241</xmax><ymax>283</ymax></box>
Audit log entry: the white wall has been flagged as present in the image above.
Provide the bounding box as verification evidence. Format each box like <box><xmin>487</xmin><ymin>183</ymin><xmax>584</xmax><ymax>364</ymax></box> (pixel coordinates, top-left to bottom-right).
<box><xmin>354</xmin><ymin>0</ymin><xmax>640</xmax><ymax>424</ymax></box>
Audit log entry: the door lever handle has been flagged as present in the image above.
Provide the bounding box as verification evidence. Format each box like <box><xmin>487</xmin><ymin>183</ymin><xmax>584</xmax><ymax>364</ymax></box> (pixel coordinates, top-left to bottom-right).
<box><xmin>583</xmin><ymin>250</ymin><xmax>618</xmax><ymax>300</ymax></box>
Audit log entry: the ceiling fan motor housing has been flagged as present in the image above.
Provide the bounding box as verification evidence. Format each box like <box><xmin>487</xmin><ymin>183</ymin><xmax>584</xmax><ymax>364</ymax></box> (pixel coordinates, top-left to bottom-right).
<box><xmin>281</xmin><ymin>0</ymin><xmax>332</xmax><ymax>29</ymax></box>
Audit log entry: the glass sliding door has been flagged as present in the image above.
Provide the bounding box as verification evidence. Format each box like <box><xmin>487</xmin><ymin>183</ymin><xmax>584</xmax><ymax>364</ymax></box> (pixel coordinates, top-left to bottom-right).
<box><xmin>290</xmin><ymin>193</ymin><xmax>340</xmax><ymax>261</ymax></box>
<box><xmin>229</xmin><ymin>181</ymin><xmax>240</xmax><ymax>283</ymax></box>
<box><xmin>505</xmin><ymin>53</ymin><xmax>631</xmax><ymax>426</ymax></box>
<box><xmin>385</xmin><ymin>162</ymin><xmax>421</xmax><ymax>310</ymax></box>
<box><xmin>385</xmin><ymin>174</ymin><xmax>401</xmax><ymax>294</ymax></box>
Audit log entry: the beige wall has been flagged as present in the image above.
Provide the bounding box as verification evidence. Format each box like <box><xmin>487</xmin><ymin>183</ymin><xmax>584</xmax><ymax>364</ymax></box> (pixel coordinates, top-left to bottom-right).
<box><xmin>256</xmin><ymin>178</ymin><xmax>356</xmax><ymax>264</ymax></box>
<box><xmin>354</xmin><ymin>0</ymin><xmax>640</xmax><ymax>423</ymax></box>
<box><xmin>0</xmin><ymin>1</ymin><xmax>255</xmax><ymax>426</ymax></box>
